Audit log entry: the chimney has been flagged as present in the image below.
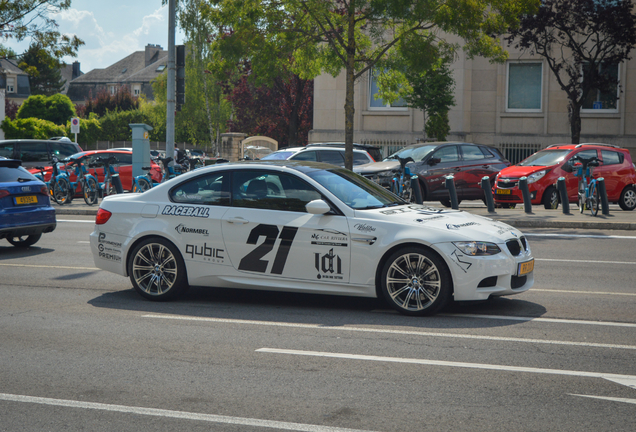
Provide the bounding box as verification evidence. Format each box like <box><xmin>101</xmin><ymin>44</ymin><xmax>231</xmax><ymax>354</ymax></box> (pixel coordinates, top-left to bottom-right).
<box><xmin>145</xmin><ymin>44</ymin><xmax>163</xmax><ymax>67</ymax></box>
<box><xmin>72</xmin><ymin>61</ymin><xmax>81</xmax><ymax>80</ymax></box>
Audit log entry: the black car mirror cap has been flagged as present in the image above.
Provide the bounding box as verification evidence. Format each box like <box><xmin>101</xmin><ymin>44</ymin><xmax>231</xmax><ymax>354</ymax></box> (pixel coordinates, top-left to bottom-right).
<box><xmin>428</xmin><ymin>157</ymin><xmax>441</xmax><ymax>166</ymax></box>
<box><xmin>561</xmin><ymin>162</ymin><xmax>573</xmax><ymax>173</ymax></box>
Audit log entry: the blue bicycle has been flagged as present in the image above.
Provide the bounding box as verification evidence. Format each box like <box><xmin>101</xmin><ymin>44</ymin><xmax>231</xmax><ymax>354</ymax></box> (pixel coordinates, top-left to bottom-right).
<box><xmin>67</xmin><ymin>155</ymin><xmax>99</xmax><ymax>205</ymax></box>
<box><xmin>390</xmin><ymin>157</ymin><xmax>415</xmax><ymax>202</ymax></box>
<box><xmin>92</xmin><ymin>155</ymin><xmax>122</xmax><ymax>196</ymax></box>
<box><xmin>574</xmin><ymin>156</ymin><xmax>601</xmax><ymax>216</ymax></box>
<box><xmin>34</xmin><ymin>155</ymin><xmax>72</xmax><ymax>205</ymax></box>
<box><xmin>131</xmin><ymin>156</ymin><xmax>178</xmax><ymax>193</ymax></box>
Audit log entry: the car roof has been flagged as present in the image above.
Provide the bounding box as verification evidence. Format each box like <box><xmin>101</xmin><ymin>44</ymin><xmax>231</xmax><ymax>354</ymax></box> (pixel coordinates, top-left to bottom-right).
<box><xmin>545</xmin><ymin>143</ymin><xmax>624</xmax><ymax>151</ymax></box>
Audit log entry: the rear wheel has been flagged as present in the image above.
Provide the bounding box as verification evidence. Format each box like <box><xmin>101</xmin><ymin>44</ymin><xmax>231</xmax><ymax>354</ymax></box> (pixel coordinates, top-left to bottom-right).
<box><xmin>542</xmin><ymin>186</ymin><xmax>559</xmax><ymax>209</ymax></box>
<box><xmin>8</xmin><ymin>234</ymin><xmax>42</xmax><ymax>248</ymax></box>
<box><xmin>128</xmin><ymin>237</ymin><xmax>188</xmax><ymax>301</ymax></box>
<box><xmin>440</xmin><ymin>198</ymin><xmax>461</xmax><ymax>208</ymax></box>
<box><xmin>379</xmin><ymin>247</ymin><xmax>452</xmax><ymax>316</ymax></box>
<box><xmin>618</xmin><ymin>186</ymin><xmax>636</xmax><ymax>211</ymax></box>
<box><xmin>83</xmin><ymin>177</ymin><xmax>99</xmax><ymax>205</ymax></box>
<box><xmin>589</xmin><ymin>184</ymin><xmax>599</xmax><ymax>216</ymax></box>
<box><xmin>52</xmin><ymin>178</ymin><xmax>71</xmax><ymax>205</ymax></box>
<box><xmin>137</xmin><ymin>177</ymin><xmax>152</xmax><ymax>192</ymax></box>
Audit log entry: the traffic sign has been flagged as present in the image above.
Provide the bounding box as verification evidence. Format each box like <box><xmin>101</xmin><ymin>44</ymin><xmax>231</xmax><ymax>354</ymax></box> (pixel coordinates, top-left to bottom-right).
<box><xmin>71</xmin><ymin>117</ymin><xmax>80</xmax><ymax>134</ymax></box>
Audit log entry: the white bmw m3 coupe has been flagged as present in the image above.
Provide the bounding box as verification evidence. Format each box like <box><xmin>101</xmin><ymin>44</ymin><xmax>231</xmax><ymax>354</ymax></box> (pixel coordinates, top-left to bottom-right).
<box><xmin>90</xmin><ymin>161</ymin><xmax>534</xmax><ymax>316</ymax></box>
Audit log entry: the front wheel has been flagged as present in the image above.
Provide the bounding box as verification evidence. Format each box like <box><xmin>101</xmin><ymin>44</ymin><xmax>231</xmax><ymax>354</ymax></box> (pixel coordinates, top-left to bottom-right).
<box><xmin>8</xmin><ymin>234</ymin><xmax>42</xmax><ymax>248</ymax></box>
<box><xmin>379</xmin><ymin>247</ymin><xmax>452</xmax><ymax>316</ymax></box>
<box><xmin>137</xmin><ymin>177</ymin><xmax>152</xmax><ymax>192</ymax></box>
<box><xmin>542</xmin><ymin>186</ymin><xmax>559</xmax><ymax>209</ymax></box>
<box><xmin>618</xmin><ymin>186</ymin><xmax>636</xmax><ymax>211</ymax></box>
<box><xmin>52</xmin><ymin>177</ymin><xmax>71</xmax><ymax>205</ymax></box>
<box><xmin>440</xmin><ymin>198</ymin><xmax>461</xmax><ymax>208</ymax></box>
<box><xmin>83</xmin><ymin>177</ymin><xmax>99</xmax><ymax>206</ymax></box>
<box><xmin>589</xmin><ymin>183</ymin><xmax>599</xmax><ymax>216</ymax></box>
<box><xmin>128</xmin><ymin>237</ymin><xmax>188</xmax><ymax>301</ymax></box>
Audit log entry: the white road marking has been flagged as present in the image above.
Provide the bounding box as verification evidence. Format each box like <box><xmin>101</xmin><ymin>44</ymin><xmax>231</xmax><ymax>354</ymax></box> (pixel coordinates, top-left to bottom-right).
<box><xmin>0</xmin><ymin>393</ymin><xmax>374</xmax><ymax>432</ymax></box>
<box><xmin>0</xmin><ymin>263</ymin><xmax>98</xmax><ymax>270</ymax></box>
<box><xmin>57</xmin><ymin>219</ymin><xmax>94</xmax><ymax>223</ymax></box>
<box><xmin>535</xmin><ymin>258</ymin><xmax>636</xmax><ymax>265</ymax></box>
<box><xmin>77</xmin><ymin>241</ymin><xmax>90</xmax><ymax>244</ymax></box>
<box><xmin>525</xmin><ymin>233</ymin><xmax>636</xmax><ymax>240</ymax></box>
<box><xmin>570</xmin><ymin>394</ymin><xmax>636</xmax><ymax>405</ymax></box>
<box><xmin>442</xmin><ymin>313</ymin><xmax>636</xmax><ymax>328</ymax></box>
<box><xmin>256</xmin><ymin>348</ymin><xmax>636</xmax><ymax>390</ymax></box>
<box><xmin>531</xmin><ymin>288</ymin><xmax>636</xmax><ymax>296</ymax></box>
<box><xmin>143</xmin><ymin>314</ymin><xmax>636</xmax><ymax>350</ymax></box>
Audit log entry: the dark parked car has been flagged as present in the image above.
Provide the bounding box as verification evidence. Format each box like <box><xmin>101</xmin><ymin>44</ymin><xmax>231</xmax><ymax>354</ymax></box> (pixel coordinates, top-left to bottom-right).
<box><xmin>0</xmin><ymin>138</ymin><xmax>82</xmax><ymax>169</ymax></box>
<box><xmin>0</xmin><ymin>157</ymin><xmax>56</xmax><ymax>247</ymax></box>
<box><xmin>355</xmin><ymin>142</ymin><xmax>510</xmax><ymax>206</ymax></box>
<box><xmin>306</xmin><ymin>142</ymin><xmax>382</xmax><ymax>162</ymax></box>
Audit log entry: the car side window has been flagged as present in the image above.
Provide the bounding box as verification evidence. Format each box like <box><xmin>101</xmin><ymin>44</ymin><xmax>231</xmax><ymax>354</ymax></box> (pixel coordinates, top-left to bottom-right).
<box><xmin>432</xmin><ymin>146</ymin><xmax>459</xmax><ymax>162</ymax></box>
<box><xmin>460</xmin><ymin>145</ymin><xmax>485</xmax><ymax>161</ymax></box>
<box><xmin>170</xmin><ymin>172</ymin><xmax>230</xmax><ymax>206</ymax></box>
<box><xmin>291</xmin><ymin>150</ymin><xmax>317</xmax><ymax>162</ymax></box>
<box><xmin>479</xmin><ymin>146</ymin><xmax>496</xmax><ymax>159</ymax></box>
<box><xmin>19</xmin><ymin>142</ymin><xmax>50</xmax><ymax>163</ymax></box>
<box><xmin>601</xmin><ymin>150</ymin><xmax>623</xmax><ymax>165</ymax></box>
<box><xmin>113</xmin><ymin>153</ymin><xmax>132</xmax><ymax>165</ymax></box>
<box><xmin>0</xmin><ymin>143</ymin><xmax>15</xmax><ymax>158</ymax></box>
<box><xmin>54</xmin><ymin>143</ymin><xmax>80</xmax><ymax>158</ymax></box>
<box><xmin>352</xmin><ymin>152</ymin><xmax>371</xmax><ymax>165</ymax></box>
<box><xmin>569</xmin><ymin>149</ymin><xmax>598</xmax><ymax>164</ymax></box>
<box><xmin>232</xmin><ymin>170</ymin><xmax>322</xmax><ymax>212</ymax></box>
<box><xmin>318</xmin><ymin>150</ymin><xmax>345</xmax><ymax>166</ymax></box>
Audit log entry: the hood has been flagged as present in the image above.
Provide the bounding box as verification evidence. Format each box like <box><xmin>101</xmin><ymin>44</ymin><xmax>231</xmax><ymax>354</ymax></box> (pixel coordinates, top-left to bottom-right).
<box><xmin>356</xmin><ymin>204</ymin><xmax>523</xmax><ymax>244</ymax></box>
<box><xmin>353</xmin><ymin>160</ymin><xmax>400</xmax><ymax>174</ymax></box>
<box><xmin>497</xmin><ymin>165</ymin><xmax>551</xmax><ymax>178</ymax></box>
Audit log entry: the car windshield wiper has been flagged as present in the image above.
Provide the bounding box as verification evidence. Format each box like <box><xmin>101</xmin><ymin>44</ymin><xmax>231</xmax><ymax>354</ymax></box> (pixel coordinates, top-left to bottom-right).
<box><xmin>357</xmin><ymin>202</ymin><xmax>401</xmax><ymax>210</ymax></box>
<box><xmin>17</xmin><ymin>178</ymin><xmax>32</xmax><ymax>182</ymax></box>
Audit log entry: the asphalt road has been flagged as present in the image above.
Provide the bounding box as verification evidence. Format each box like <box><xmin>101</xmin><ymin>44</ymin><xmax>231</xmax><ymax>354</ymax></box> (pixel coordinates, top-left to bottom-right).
<box><xmin>1</xmin><ymin>218</ymin><xmax>635</xmax><ymax>431</ymax></box>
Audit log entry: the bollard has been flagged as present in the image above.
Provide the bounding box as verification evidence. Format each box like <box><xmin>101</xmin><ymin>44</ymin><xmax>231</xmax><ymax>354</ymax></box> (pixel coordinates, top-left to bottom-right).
<box><xmin>481</xmin><ymin>176</ymin><xmax>496</xmax><ymax>213</ymax></box>
<box><xmin>519</xmin><ymin>176</ymin><xmax>533</xmax><ymax>214</ymax></box>
<box><xmin>112</xmin><ymin>173</ymin><xmax>124</xmax><ymax>194</ymax></box>
<box><xmin>597</xmin><ymin>177</ymin><xmax>610</xmax><ymax>216</ymax></box>
<box><xmin>411</xmin><ymin>177</ymin><xmax>423</xmax><ymax>204</ymax></box>
<box><xmin>444</xmin><ymin>175</ymin><xmax>459</xmax><ymax>209</ymax></box>
<box><xmin>556</xmin><ymin>177</ymin><xmax>570</xmax><ymax>214</ymax></box>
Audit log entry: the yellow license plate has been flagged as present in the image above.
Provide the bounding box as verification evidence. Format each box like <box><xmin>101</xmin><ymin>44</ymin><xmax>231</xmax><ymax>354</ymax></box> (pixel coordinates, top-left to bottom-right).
<box><xmin>15</xmin><ymin>195</ymin><xmax>38</xmax><ymax>205</ymax></box>
<box><xmin>496</xmin><ymin>188</ymin><xmax>511</xmax><ymax>195</ymax></box>
<box><xmin>518</xmin><ymin>259</ymin><xmax>534</xmax><ymax>276</ymax></box>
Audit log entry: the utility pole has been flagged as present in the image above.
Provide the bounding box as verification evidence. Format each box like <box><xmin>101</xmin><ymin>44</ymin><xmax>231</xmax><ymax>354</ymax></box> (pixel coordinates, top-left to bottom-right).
<box><xmin>166</xmin><ymin>0</ymin><xmax>176</xmax><ymax>165</ymax></box>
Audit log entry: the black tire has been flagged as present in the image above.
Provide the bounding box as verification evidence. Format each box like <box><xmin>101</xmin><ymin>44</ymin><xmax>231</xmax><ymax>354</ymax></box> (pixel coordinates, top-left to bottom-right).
<box><xmin>589</xmin><ymin>184</ymin><xmax>599</xmax><ymax>216</ymax></box>
<box><xmin>542</xmin><ymin>186</ymin><xmax>559</xmax><ymax>210</ymax></box>
<box><xmin>83</xmin><ymin>177</ymin><xmax>99</xmax><ymax>206</ymax></box>
<box><xmin>618</xmin><ymin>186</ymin><xmax>636</xmax><ymax>211</ymax></box>
<box><xmin>379</xmin><ymin>246</ymin><xmax>452</xmax><ymax>316</ymax></box>
<box><xmin>52</xmin><ymin>177</ymin><xmax>70</xmax><ymax>205</ymax></box>
<box><xmin>8</xmin><ymin>233</ymin><xmax>42</xmax><ymax>248</ymax></box>
<box><xmin>440</xmin><ymin>198</ymin><xmax>461</xmax><ymax>208</ymax></box>
<box><xmin>137</xmin><ymin>177</ymin><xmax>152</xmax><ymax>192</ymax></box>
<box><xmin>127</xmin><ymin>237</ymin><xmax>188</xmax><ymax>301</ymax></box>
<box><xmin>499</xmin><ymin>203</ymin><xmax>517</xmax><ymax>209</ymax></box>
<box><xmin>579</xmin><ymin>193</ymin><xmax>585</xmax><ymax>213</ymax></box>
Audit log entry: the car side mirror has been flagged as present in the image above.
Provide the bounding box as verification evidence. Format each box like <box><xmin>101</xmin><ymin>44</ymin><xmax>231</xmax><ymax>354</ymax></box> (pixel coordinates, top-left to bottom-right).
<box><xmin>306</xmin><ymin>199</ymin><xmax>331</xmax><ymax>215</ymax></box>
<box><xmin>561</xmin><ymin>162</ymin><xmax>573</xmax><ymax>173</ymax></box>
<box><xmin>428</xmin><ymin>157</ymin><xmax>441</xmax><ymax>166</ymax></box>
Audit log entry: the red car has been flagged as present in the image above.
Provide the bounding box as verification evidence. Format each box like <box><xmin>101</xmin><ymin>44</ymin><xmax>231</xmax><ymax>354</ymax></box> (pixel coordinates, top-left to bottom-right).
<box><xmin>494</xmin><ymin>143</ymin><xmax>636</xmax><ymax>210</ymax></box>
<box><xmin>29</xmin><ymin>150</ymin><xmax>163</xmax><ymax>195</ymax></box>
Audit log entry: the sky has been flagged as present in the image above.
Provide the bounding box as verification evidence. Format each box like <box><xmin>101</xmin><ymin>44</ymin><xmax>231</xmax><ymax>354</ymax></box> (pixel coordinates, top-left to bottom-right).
<box><xmin>4</xmin><ymin>0</ymin><xmax>185</xmax><ymax>73</ymax></box>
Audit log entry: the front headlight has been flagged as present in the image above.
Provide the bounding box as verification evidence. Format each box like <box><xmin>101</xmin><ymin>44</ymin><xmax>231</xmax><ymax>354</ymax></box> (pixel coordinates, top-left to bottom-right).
<box><xmin>453</xmin><ymin>241</ymin><xmax>501</xmax><ymax>256</ymax></box>
<box><xmin>527</xmin><ymin>170</ymin><xmax>547</xmax><ymax>184</ymax></box>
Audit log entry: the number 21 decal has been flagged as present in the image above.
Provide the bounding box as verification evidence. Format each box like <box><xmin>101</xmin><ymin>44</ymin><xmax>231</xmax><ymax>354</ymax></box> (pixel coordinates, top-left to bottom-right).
<box><xmin>238</xmin><ymin>224</ymin><xmax>298</xmax><ymax>274</ymax></box>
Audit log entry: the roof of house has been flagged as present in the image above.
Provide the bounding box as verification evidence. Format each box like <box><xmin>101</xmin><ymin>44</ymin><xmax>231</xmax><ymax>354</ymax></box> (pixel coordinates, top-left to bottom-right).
<box><xmin>60</xmin><ymin>63</ymin><xmax>83</xmax><ymax>94</ymax></box>
<box><xmin>0</xmin><ymin>59</ymin><xmax>27</xmax><ymax>75</ymax></box>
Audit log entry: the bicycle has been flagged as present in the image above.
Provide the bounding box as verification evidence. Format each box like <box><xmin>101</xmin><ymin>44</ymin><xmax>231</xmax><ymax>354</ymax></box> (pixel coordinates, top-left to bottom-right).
<box><xmin>131</xmin><ymin>165</ymin><xmax>157</xmax><ymax>193</ymax></box>
<box><xmin>574</xmin><ymin>156</ymin><xmax>601</xmax><ymax>216</ymax></box>
<box><xmin>156</xmin><ymin>156</ymin><xmax>179</xmax><ymax>182</ymax></box>
<box><xmin>33</xmin><ymin>155</ymin><xmax>72</xmax><ymax>205</ymax></box>
<box><xmin>67</xmin><ymin>155</ymin><xmax>100</xmax><ymax>206</ymax></box>
<box><xmin>390</xmin><ymin>156</ymin><xmax>415</xmax><ymax>202</ymax></box>
<box><xmin>92</xmin><ymin>156</ymin><xmax>121</xmax><ymax>196</ymax></box>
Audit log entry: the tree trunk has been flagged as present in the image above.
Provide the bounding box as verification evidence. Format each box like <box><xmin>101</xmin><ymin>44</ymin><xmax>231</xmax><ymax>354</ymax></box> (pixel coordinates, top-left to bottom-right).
<box><xmin>568</xmin><ymin>100</ymin><xmax>582</xmax><ymax>144</ymax></box>
<box><xmin>343</xmin><ymin>4</ymin><xmax>356</xmax><ymax>171</ymax></box>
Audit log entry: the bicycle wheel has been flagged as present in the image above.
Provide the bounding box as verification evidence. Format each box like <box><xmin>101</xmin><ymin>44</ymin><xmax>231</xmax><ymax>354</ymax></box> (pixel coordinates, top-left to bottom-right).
<box><xmin>83</xmin><ymin>177</ymin><xmax>99</xmax><ymax>206</ymax></box>
<box><xmin>137</xmin><ymin>177</ymin><xmax>152</xmax><ymax>192</ymax></box>
<box><xmin>52</xmin><ymin>177</ymin><xmax>71</xmax><ymax>205</ymax></box>
<box><xmin>589</xmin><ymin>183</ymin><xmax>599</xmax><ymax>216</ymax></box>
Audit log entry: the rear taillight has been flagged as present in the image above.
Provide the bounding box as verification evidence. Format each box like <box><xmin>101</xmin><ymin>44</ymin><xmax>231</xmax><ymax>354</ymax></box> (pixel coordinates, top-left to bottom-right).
<box><xmin>95</xmin><ymin>208</ymin><xmax>112</xmax><ymax>225</ymax></box>
<box><xmin>0</xmin><ymin>190</ymin><xmax>9</xmax><ymax>199</ymax></box>
<box><xmin>40</xmin><ymin>186</ymin><xmax>49</xmax><ymax>195</ymax></box>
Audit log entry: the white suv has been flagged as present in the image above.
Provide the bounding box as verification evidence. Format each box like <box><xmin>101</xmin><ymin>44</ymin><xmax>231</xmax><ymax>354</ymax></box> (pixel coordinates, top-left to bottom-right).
<box><xmin>260</xmin><ymin>146</ymin><xmax>374</xmax><ymax>167</ymax></box>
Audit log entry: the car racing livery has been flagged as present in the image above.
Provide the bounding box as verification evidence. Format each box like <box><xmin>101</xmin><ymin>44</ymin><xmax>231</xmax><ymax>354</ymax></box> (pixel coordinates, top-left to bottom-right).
<box><xmin>90</xmin><ymin>161</ymin><xmax>534</xmax><ymax>316</ymax></box>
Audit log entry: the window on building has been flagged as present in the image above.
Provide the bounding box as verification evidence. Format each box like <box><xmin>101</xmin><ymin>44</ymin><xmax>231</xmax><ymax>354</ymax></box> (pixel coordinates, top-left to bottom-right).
<box><xmin>133</xmin><ymin>85</ymin><xmax>141</xmax><ymax>96</ymax></box>
<box><xmin>581</xmin><ymin>62</ymin><xmax>619</xmax><ymax>111</ymax></box>
<box><xmin>6</xmin><ymin>77</ymin><xmax>15</xmax><ymax>93</ymax></box>
<box><xmin>506</xmin><ymin>62</ymin><xmax>542</xmax><ymax>112</ymax></box>
<box><xmin>110</xmin><ymin>85</ymin><xmax>116</xmax><ymax>95</ymax></box>
<box><xmin>369</xmin><ymin>70</ymin><xmax>407</xmax><ymax>110</ymax></box>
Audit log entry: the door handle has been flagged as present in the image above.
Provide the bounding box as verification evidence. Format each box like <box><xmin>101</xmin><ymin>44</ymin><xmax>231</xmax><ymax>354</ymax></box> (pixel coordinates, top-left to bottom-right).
<box><xmin>227</xmin><ymin>216</ymin><xmax>248</xmax><ymax>224</ymax></box>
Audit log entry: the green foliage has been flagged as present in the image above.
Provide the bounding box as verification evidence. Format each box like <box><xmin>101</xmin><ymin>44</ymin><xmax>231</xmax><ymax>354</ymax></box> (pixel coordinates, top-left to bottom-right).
<box><xmin>425</xmin><ymin>111</ymin><xmax>451</xmax><ymax>141</ymax></box>
<box><xmin>16</xmin><ymin>94</ymin><xmax>77</xmax><ymax>125</ymax></box>
<box><xmin>65</xmin><ymin>117</ymin><xmax>102</xmax><ymax>149</ymax></box>
<box><xmin>18</xmin><ymin>43</ymin><xmax>66</xmax><ymax>95</ymax></box>
<box><xmin>1</xmin><ymin>117</ymin><xmax>66</xmax><ymax>139</ymax></box>
<box><xmin>82</xmin><ymin>87</ymin><xmax>140</xmax><ymax>117</ymax></box>
<box><xmin>98</xmin><ymin>109</ymin><xmax>153</xmax><ymax>142</ymax></box>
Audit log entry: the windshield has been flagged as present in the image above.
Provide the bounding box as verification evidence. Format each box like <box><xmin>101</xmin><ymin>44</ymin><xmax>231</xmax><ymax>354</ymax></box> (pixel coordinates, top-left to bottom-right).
<box><xmin>386</xmin><ymin>145</ymin><xmax>437</xmax><ymax>162</ymax></box>
<box><xmin>260</xmin><ymin>151</ymin><xmax>296</xmax><ymax>160</ymax></box>
<box><xmin>305</xmin><ymin>167</ymin><xmax>404</xmax><ymax>209</ymax></box>
<box><xmin>518</xmin><ymin>150</ymin><xmax>570</xmax><ymax>167</ymax></box>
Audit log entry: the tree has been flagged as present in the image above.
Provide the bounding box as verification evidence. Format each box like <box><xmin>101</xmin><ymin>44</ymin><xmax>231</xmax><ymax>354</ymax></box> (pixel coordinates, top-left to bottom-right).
<box><xmin>207</xmin><ymin>0</ymin><xmax>536</xmax><ymax>169</ymax></box>
<box><xmin>16</xmin><ymin>93</ymin><xmax>76</xmax><ymax>125</ymax></box>
<box><xmin>0</xmin><ymin>1</ymin><xmax>83</xmax><ymax>61</ymax></box>
<box><xmin>18</xmin><ymin>43</ymin><xmax>66</xmax><ymax>95</ymax></box>
<box><xmin>507</xmin><ymin>0</ymin><xmax>636</xmax><ymax>144</ymax></box>
<box><xmin>82</xmin><ymin>87</ymin><xmax>139</xmax><ymax>118</ymax></box>
<box><xmin>1</xmin><ymin>117</ymin><xmax>66</xmax><ymax>139</ymax></box>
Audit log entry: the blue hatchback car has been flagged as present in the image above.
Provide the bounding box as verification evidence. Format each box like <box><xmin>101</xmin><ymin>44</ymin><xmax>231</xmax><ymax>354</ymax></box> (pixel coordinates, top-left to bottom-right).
<box><xmin>0</xmin><ymin>157</ymin><xmax>56</xmax><ymax>247</ymax></box>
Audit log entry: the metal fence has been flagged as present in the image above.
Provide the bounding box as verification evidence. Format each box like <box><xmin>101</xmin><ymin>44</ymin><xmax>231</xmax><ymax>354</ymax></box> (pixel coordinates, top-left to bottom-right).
<box><xmin>495</xmin><ymin>142</ymin><xmax>543</xmax><ymax>164</ymax></box>
<box><xmin>358</xmin><ymin>138</ymin><xmax>410</xmax><ymax>159</ymax></box>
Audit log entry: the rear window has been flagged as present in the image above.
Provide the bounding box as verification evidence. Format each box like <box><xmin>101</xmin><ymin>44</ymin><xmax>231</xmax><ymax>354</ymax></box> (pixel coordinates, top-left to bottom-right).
<box><xmin>0</xmin><ymin>143</ymin><xmax>15</xmax><ymax>158</ymax></box>
<box><xmin>0</xmin><ymin>165</ymin><xmax>38</xmax><ymax>183</ymax></box>
<box><xmin>19</xmin><ymin>142</ymin><xmax>50</xmax><ymax>163</ymax></box>
<box><xmin>601</xmin><ymin>150</ymin><xmax>624</xmax><ymax>165</ymax></box>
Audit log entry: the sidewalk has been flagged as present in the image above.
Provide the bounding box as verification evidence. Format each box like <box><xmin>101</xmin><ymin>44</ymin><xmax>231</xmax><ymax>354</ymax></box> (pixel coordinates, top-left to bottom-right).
<box><xmin>52</xmin><ymin>199</ymin><xmax>636</xmax><ymax>230</ymax></box>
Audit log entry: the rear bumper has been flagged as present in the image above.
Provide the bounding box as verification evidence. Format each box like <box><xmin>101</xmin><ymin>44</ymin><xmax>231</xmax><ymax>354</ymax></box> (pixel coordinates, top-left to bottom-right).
<box><xmin>0</xmin><ymin>221</ymin><xmax>56</xmax><ymax>239</ymax></box>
